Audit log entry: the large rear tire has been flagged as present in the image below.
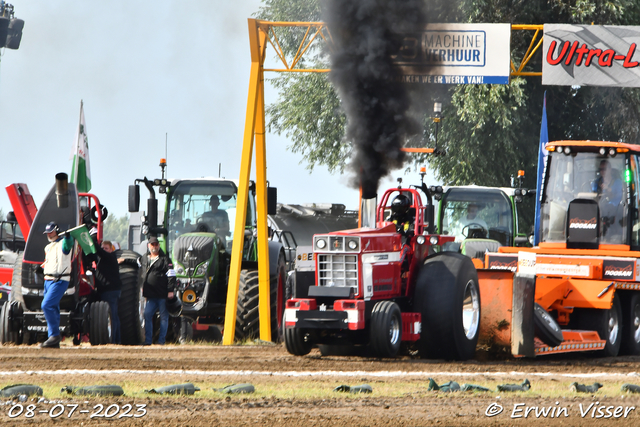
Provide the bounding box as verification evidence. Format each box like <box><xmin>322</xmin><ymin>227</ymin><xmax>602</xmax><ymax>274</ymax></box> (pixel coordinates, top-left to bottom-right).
<box><xmin>369</xmin><ymin>301</ymin><xmax>402</xmax><ymax>358</ymax></box>
<box><xmin>115</xmin><ymin>250</ymin><xmax>144</xmax><ymax>345</ymax></box>
<box><xmin>10</xmin><ymin>253</ymin><xmax>25</xmax><ymax>304</ymax></box>
<box><xmin>235</xmin><ymin>269</ymin><xmax>260</xmax><ymax>341</ymax></box>
<box><xmin>621</xmin><ymin>293</ymin><xmax>640</xmax><ymax>355</ymax></box>
<box><xmin>89</xmin><ymin>301</ymin><xmax>112</xmax><ymax>345</ymax></box>
<box><xmin>284</xmin><ymin>327</ymin><xmax>312</xmax><ymax>356</ymax></box>
<box><xmin>272</xmin><ymin>252</ymin><xmax>286</xmax><ymax>342</ymax></box>
<box><xmin>235</xmin><ymin>267</ymin><xmax>281</xmax><ymax>343</ymax></box>
<box><xmin>0</xmin><ymin>303</ymin><xmax>6</xmax><ymax>344</ymax></box>
<box><xmin>413</xmin><ymin>252</ymin><xmax>481</xmax><ymax>360</ymax></box>
<box><xmin>578</xmin><ymin>294</ymin><xmax>622</xmax><ymax>357</ymax></box>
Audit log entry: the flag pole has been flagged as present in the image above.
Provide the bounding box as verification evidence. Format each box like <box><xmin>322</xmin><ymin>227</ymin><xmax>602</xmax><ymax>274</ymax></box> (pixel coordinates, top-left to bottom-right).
<box><xmin>74</xmin><ymin>100</ymin><xmax>83</xmax><ymax>185</ymax></box>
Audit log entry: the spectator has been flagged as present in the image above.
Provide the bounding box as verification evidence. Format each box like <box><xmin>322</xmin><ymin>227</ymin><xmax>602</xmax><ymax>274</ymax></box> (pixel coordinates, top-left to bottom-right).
<box><xmin>140</xmin><ymin>236</ymin><xmax>176</xmax><ymax>345</ymax></box>
<box><xmin>40</xmin><ymin>222</ymin><xmax>73</xmax><ymax>349</ymax></box>
<box><xmin>86</xmin><ymin>229</ymin><xmax>122</xmax><ymax>344</ymax></box>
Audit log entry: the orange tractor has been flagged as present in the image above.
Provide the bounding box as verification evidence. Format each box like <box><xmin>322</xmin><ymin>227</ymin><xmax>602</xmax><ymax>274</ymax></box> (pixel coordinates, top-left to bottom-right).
<box><xmin>483</xmin><ymin>140</ymin><xmax>640</xmax><ymax>357</ymax></box>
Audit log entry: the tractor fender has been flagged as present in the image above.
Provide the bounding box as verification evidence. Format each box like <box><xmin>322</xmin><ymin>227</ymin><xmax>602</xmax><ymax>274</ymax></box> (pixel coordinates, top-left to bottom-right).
<box><xmin>268</xmin><ymin>240</ymin><xmax>285</xmax><ymax>277</ymax></box>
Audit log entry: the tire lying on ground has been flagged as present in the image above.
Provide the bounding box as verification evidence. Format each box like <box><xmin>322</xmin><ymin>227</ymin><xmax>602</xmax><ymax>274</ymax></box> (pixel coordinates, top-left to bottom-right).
<box><xmin>115</xmin><ymin>250</ymin><xmax>144</xmax><ymax>345</ymax></box>
<box><xmin>413</xmin><ymin>252</ymin><xmax>481</xmax><ymax>361</ymax></box>
<box><xmin>533</xmin><ymin>303</ymin><xmax>564</xmax><ymax>348</ymax></box>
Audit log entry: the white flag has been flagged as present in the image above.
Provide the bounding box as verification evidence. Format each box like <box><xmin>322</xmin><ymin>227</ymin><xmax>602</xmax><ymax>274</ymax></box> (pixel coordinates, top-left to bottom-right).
<box><xmin>70</xmin><ymin>100</ymin><xmax>91</xmax><ymax>193</ymax></box>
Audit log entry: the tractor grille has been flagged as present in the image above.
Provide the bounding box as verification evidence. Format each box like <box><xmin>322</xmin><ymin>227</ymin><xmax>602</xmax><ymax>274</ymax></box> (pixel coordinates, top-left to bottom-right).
<box><xmin>317</xmin><ymin>254</ymin><xmax>358</xmax><ymax>287</ymax></box>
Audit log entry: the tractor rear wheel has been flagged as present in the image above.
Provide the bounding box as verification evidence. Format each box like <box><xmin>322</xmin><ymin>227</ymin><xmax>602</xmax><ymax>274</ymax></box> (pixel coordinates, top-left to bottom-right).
<box><xmin>284</xmin><ymin>327</ymin><xmax>312</xmax><ymax>356</ymax></box>
<box><xmin>533</xmin><ymin>303</ymin><xmax>564</xmax><ymax>348</ymax></box>
<box><xmin>578</xmin><ymin>295</ymin><xmax>622</xmax><ymax>357</ymax></box>
<box><xmin>0</xmin><ymin>303</ymin><xmax>6</xmax><ymax>344</ymax></box>
<box><xmin>235</xmin><ymin>269</ymin><xmax>260</xmax><ymax>341</ymax></box>
<box><xmin>621</xmin><ymin>293</ymin><xmax>640</xmax><ymax>355</ymax></box>
<box><xmin>369</xmin><ymin>301</ymin><xmax>402</xmax><ymax>358</ymax></box>
<box><xmin>272</xmin><ymin>252</ymin><xmax>286</xmax><ymax>342</ymax></box>
<box><xmin>235</xmin><ymin>268</ymin><xmax>280</xmax><ymax>342</ymax></box>
<box><xmin>115</xmin><ymin>250</ymin><xmax>144</xmax><ymax>345</ymax></box>
<box><xmin>89</xmin><ymin>301</ymin><xmax>112</xmax><ymax>345</ymax></box>
<box><xmin>413</xmin><ymin>252</ymin><xmax>480</xmax><ymax>360</ymax></box>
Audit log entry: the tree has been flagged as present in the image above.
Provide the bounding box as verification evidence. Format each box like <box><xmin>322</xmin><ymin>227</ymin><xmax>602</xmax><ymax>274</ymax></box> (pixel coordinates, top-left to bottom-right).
<box><xmin>103</xmin><ymin>213</ymin><xmax>129</xmax><ymax>248</ymax></box>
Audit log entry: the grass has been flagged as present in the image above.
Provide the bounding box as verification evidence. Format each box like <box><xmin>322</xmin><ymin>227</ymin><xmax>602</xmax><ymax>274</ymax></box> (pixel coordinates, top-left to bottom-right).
<box><xmin>5</xmin><ymin>377</ymin><xmax>640</xmax><ymax>401</ymax></box>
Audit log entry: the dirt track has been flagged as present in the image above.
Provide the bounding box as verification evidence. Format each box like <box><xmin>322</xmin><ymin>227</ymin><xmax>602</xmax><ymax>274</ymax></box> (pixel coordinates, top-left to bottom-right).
<box><xmin>2</xmin><ymin>342</ymin><xmax>640</xmax><ymax>426</ymax></box>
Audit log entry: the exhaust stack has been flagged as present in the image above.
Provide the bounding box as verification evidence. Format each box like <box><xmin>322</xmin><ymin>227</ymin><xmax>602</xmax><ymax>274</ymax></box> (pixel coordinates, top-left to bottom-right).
<box><xmin>55</xmin><ymin>173</ymin><xmax>69</xmax><ymax>209</ymax></box>
<box><xmin>360</xmin><ymin>194</ymin><xmax>377</xmax><ymax>229</ymax></box>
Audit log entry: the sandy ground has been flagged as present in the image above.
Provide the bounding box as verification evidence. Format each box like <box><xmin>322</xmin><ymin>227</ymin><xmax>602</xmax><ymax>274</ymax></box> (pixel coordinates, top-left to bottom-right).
<box><xmin>1</xmin><ymin>342</ymin><xmax>640</xmax><ymax>426</ymax></box>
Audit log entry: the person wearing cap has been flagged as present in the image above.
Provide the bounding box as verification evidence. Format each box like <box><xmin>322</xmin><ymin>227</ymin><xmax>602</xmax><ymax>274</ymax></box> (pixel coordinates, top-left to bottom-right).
<box><xmin>85</xmin><ymin>227</ymin><xmax>123</xmax><ymax>344</ymax></box>
<box><xmin>140</xmin><ymin>235</ymin><xmax>176</xmax><ymax>345</ymax></box>
<box><xmin>40</xmin><ymin>221</ymin><xmax>74</xmax><ymax>348</ymax></box>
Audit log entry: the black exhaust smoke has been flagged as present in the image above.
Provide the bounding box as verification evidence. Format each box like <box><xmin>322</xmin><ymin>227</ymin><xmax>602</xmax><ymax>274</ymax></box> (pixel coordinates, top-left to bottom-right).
<box><xmin>324</xmin><ymin>0</ymin><xmax>426</xmax><ymax>199</ymax></box>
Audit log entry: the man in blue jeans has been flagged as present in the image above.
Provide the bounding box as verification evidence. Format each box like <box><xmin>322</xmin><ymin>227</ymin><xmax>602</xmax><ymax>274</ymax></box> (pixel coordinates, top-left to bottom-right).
<box><xmin>140</xmin><ymin>236</ymin><xmax>175</xmax><ymax>345</ymax></box>
<box><xmin>40</xmin><ymin>222</ymin><xmax>73</xmax><ymax>349</ymax></box>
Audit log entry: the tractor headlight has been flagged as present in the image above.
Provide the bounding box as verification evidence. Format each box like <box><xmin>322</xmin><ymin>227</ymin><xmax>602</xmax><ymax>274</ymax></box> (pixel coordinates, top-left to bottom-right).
<box><xmin>195</xmin><ymin>261</ymin><xmax>209</xmax><ymax>277</ymax></box>
<box><xmin>316</xmin><ymin>238</ymin><xmax>327</xmax><ymax>250</ymax></box>
<box><xmin>429</xmin><ymin>236</ymin><xmax>439</xmax><ymax>245</ymax></box>
<box><xmin>175</xmin><ymin>264</ymin><xmax>185</xmax><ymax>276</ymax></box>
<box><xmin>416</xmin><ymin>236</ymin><xmax>426</xmax><ymax>245</ymax></box>
<box><xmin>347</xmin><ymin>239</ymin><xmax>358</xmax><ymax>250</ymax></box>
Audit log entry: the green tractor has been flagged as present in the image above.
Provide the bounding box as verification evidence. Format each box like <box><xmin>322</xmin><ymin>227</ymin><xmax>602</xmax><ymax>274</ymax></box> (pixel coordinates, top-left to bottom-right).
<box><xmin>128</xmin><ymin>171</ymin><xmax>287</xmax><ymax>343</ymax></box>
<box><xmin>433</xmin><ymin>184</ymin><xmax>532</xmax><ymax>265</ymax></box>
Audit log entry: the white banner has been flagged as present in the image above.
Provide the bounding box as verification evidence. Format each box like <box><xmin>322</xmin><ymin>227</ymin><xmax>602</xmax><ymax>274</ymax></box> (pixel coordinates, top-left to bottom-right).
<box><xmin>543</xmin><ymin>24</ymin><xmax>640</xmax><ymax>87</ymax></box>
<box><xmin>394</xmin><ymin>24</ymin><xmax>511</xmax><ymax>85</ymax></box>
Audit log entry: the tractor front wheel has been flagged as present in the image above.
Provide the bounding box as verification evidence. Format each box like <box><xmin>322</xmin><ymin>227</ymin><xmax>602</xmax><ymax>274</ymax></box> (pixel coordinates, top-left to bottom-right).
<box><xmin>577</xmin><ymin>295</ymin><xmax>622</xmax><ymax>357</ymax></box>
<box><xmin>621</xmin><ymin>293</ymin><xmax>640</xmax><ymax>355</ymax></box>
<box><xmin>89</xmin><ymin>301</ymin><xmax>112</xmax><ymax>345</ymax></box>
<box><xmin>369</xmin><ymin>301</ymin><xmax>402</xmax><ymax>358</ymax></box>
<box><xmin>284</xmin><ymin>327</ymin><xmax>312</xmax><ymax>356</ymax></box>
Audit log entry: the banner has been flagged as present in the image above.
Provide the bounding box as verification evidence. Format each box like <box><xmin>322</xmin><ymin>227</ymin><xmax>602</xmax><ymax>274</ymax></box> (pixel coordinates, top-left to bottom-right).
<box><xmin>67</xmin><ymin>224</ymin><xmax>96</xmax><ymax>255</ymax></box>
<box><xmin>70</xmin><ymin>100</ymin><xmax>92</xmax><ymax>193</ymax></box>
<box><xmin>543</xmin><ymin>24</ymin><xmax>640</xmax><ymax>87</ymax></box>
<box><xmin>393</xmin><ymin>24</ymin><xmax>511</xmax><ymax>85</ymax></box>
<box><xmin>533</xmin><ymin>92</ymin><xmax>548</xmax><ymax>246</ymax></box>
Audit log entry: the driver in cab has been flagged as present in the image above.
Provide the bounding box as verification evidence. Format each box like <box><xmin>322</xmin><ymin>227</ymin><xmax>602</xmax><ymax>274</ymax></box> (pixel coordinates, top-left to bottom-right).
<box><xmin>456</xmin><ymin>203</ymin><xmax>488</xmax><ymax>242</ymax></box>
<box><xmin>200</xmin><ymin>195</ymin><xmax>230</xmax><ymax>238</ymax></box>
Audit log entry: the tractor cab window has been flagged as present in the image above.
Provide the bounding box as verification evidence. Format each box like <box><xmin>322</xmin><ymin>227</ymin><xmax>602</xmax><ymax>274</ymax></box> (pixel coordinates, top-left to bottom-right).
<box><xmin>0</xmin><ymin>221</ymin><xmax>24</xmax><ymax>252</ymax></box>
<box><xmin>440</xmin><ymin>189</ymin><xmax>514</xmax><ymax>246</ymax></box>
<box><xmin>541</xmin><ymin>152</ymin><xmax>628</xmax><ymax>244</ymax></box>
<box><xmin>166</xmin><ymin>181</ymin><xmax>254</xmax><ymax>255</ymax></box>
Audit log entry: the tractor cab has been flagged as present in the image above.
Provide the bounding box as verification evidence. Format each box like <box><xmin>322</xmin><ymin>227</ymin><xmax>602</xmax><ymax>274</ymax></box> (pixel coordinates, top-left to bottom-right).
<box><xmin>437</xmin><ymin>186</ymin><xmax>527</xmax><ymax>264</ymax></box>
<box><xmin>540</xmin><ymin>142</ymin><xmax>634</xmax><ymax>248</ymax></box>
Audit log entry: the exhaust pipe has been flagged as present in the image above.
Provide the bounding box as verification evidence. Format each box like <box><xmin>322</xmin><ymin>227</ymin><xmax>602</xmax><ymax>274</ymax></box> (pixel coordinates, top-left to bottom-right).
<box><xmin>55</xmin><ymin>173</ymin><xmax>69</xmax><ymax>209</ymax></box>
<box><xmin>359</xmin><ymin>194</ymin><xmax>377</xmax><ymax>229</ymax></box>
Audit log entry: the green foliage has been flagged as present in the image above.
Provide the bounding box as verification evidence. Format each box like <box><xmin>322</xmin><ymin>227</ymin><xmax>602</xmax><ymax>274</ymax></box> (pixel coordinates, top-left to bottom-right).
<box><xmin>103</xmin><ymin>213</ymin><xmax>129</xmax><ymax>247</ymax></box>
<box><xmin>425</xmin><ymin>78</ymin><xmax>532</xmax><ymax>187</ymax></box>
<box><xmin>267</xmin><ymin>71</ymin><xmax>348</xmax><ymax>173</ymax></box>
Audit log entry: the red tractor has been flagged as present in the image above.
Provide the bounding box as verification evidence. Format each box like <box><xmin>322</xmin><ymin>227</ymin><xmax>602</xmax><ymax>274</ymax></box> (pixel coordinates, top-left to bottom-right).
<box><xmin>284</xmin><ymin>181</ymin><xmax>482</xmax><ymax>360</ymax></box>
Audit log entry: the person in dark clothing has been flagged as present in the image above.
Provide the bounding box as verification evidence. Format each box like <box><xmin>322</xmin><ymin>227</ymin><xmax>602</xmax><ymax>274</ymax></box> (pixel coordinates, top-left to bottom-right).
<box><xmin>85</xmin><ymin>229</ymin><xmax>123</xmax><ymax>344</ymax></box>
<box><xmin>140</xmin><ymin>235</ymin><xmax>176</xmax><ymax>345</ymax></box>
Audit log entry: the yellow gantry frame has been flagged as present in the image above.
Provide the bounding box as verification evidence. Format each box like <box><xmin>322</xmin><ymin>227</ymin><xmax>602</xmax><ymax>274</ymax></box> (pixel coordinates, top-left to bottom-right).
<box><xmin>222</xmin><ymin>20</ymin><xmax>544</xmax><ymax>345</ymax></box>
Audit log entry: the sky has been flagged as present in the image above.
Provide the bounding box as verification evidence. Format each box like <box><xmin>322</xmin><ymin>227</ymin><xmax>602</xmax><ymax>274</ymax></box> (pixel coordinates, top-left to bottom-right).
<box><xmin>0</xmin><ymin>1</ymin><xmax>438</xmax><ymax>220</ymax></box>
